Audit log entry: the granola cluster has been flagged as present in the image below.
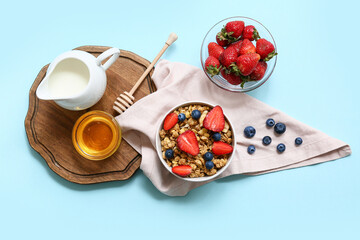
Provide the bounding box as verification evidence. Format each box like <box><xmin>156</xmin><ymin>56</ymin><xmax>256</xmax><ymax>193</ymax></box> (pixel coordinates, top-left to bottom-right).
<box><xmin>159</xmin><ymin>104</ymin><xmax>233</xmax><ymax>178</ymax></box>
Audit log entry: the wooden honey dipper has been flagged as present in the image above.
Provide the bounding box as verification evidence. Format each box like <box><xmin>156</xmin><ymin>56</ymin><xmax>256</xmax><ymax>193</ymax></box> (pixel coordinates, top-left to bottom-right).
<box><xmin>113</xmin><ymin>33</ymin><xmax>178</xmax><ymax>114</ymax></box>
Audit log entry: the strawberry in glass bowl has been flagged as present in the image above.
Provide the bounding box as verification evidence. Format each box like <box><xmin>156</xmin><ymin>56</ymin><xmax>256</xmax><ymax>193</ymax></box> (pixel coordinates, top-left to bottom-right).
<box><xmin>200</xmin><ymin>16</ymin><xmax>277</xmax><ymax>92</ymax></box>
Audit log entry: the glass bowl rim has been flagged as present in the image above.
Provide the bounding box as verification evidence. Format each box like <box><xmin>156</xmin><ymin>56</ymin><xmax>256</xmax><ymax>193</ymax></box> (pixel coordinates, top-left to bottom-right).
<box><xmin>72</xmin><ymin>110</ymin><xmax>121</xmax><ymax>161</ymax></box>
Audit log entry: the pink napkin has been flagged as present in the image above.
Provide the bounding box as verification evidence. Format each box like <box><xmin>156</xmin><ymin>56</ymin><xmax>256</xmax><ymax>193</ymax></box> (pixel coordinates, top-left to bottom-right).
<box><xmin>115</xmin><ymin>60</ymin><xmax>351</xmax><ymax>196</ymax></box>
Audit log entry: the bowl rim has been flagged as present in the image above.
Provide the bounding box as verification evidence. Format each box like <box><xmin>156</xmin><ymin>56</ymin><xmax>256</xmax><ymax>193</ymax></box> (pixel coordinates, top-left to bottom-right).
<box><xmin>200</xmin><ymin>16</ymin><xmax>277</xmax><ymax>93</ymax></box>
<box><xmin>155</xmin><ymin>101</ymin><xmax>237</xmax><ymax>182</ymax></box>
<box><xmin>72</xmin><ymin>110</ymin><xmax>122</xmax><ymax>161</ymax></box>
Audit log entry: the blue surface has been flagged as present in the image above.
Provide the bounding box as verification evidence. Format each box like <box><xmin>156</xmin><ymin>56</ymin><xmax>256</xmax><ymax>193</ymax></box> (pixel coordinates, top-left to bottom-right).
<box><xmin>1</xmin><ymin>0</ymin><xmax>359</xmax><ymax>239</ymax></box>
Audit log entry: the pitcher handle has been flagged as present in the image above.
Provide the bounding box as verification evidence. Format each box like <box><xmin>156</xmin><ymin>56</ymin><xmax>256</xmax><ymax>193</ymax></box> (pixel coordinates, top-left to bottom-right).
<box><xmin>96</xmin><ymin>47</ymin><xmax>120</xmax><ymax>71</ymax></box>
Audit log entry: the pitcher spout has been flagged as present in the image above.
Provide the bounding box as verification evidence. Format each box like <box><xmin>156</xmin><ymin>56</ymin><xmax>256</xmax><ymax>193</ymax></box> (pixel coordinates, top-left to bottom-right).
<box><xmin>36</xmin><ymin>71</ymin><xmax>54</xmax><ymax>100</ymax></box>
<box><xmin>36</xmin><ymin>69</ymin><xmax>67</xmax><ymax>101</ymax></box>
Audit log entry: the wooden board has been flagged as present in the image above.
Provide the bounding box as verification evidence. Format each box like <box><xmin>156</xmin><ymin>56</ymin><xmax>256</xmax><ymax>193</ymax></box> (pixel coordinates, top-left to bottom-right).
<box><xmin>25</xmin><ymin>46</ymin><xmax>156</xmax><ymax>184</ymax></box>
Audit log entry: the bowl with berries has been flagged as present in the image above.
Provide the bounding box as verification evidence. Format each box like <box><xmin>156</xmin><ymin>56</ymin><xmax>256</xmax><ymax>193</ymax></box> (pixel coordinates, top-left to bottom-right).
<box><xmin>156</xmin><ymin>102</ymin><xmax>237</xmax><ymax>182</ymax></box>
<box><xmin>200</xmin><ymin>16</ymin><xmax>278</xmax><ymax>92</ymax></box>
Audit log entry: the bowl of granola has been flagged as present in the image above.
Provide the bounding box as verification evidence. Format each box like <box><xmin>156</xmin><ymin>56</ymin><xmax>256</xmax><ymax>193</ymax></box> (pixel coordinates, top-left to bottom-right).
<box><xmin>156</xmin><ymin>101</ymin><xmax>236</xmax><ymax>182</ymax></box>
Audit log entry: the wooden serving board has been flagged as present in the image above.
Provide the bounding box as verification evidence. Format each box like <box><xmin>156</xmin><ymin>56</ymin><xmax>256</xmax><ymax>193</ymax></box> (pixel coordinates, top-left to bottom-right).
<box><xmin>25</xmin><ymin>46</ymin><xmax>156</xmax><ymax>184</ymax></box>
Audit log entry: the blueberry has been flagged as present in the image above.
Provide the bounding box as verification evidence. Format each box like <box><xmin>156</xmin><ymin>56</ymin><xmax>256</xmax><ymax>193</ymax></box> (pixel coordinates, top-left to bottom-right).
<box><xmin>277</xmin><ymin>143</ymin><xmax>286</xmax><ymax>153</ymax></box>
<box><xmin>205</xmin><ymin>161</ymin><xmax>214</xmax><ymax>169</ymax></box>
<box><xmin>295</xmin><ymin>137</ymin><xmax>303</xmax><ymax>145</ymax></box>
<box><xmin>247</xmin><ymin>145</ymin><xmax>256</xmax><ymax>154</ymax></box>
<box><xmin>178</xmin><ymin>113</ymin><xmax>186</xmax><ymax>122</ymax></box>
<box><xmin>165</xmin><ymin>149</ymin><xmax>174</xmax><ymax>159</ymax></box>
<box><xmin>244</xmin><ymin>126</ymin><xmax>256</xmax><ymax>138</ymax></box>
<box><xmin>203</xmin><ymin>152</ymin><xmax>214</xmax><ymax>161</ymax></box>
<box><xmin>266</xmin><ymin>118</ymin><xmax>275</xmax><ymax>127</ymax></box>
<box><xmin>274</xmin><ymin>123</ymin><xmax>286</xmax><ymax>134</ymax></box>
<box><xmin>191</xmin><ymin>110</ymin><xmax>201</xmax><ymax>120</ymax></box>
<box><xmin>262</xmin><ymin>136</ymin><xmax>272</xmax><ymax>145</ymax></box>
<box><xmin>212</xmin><ymin>132</ymin><xmax>221</xmax><ymax>141</ymax></box>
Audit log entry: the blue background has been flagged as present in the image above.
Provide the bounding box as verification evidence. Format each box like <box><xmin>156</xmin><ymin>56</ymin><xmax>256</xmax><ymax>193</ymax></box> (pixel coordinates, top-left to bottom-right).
<box><xmin>1</xmin><ymin>0</ymin><xmax>359</xmax><ymax>239</ymax></box>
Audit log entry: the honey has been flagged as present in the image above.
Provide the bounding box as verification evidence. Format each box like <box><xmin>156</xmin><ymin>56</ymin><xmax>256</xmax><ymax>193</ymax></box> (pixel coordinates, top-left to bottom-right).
<box><xmin>72</xmin><ymin>111</ymin><xmax>121</xmax><ymax>160</ymax></box>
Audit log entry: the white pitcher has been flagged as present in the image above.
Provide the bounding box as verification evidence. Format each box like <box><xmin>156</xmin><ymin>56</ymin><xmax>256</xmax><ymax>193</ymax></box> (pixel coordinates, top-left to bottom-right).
<box><xmin>36</xmin><ymin>47</ymin><xmax>120</xmax><ymax>110</ymax></box>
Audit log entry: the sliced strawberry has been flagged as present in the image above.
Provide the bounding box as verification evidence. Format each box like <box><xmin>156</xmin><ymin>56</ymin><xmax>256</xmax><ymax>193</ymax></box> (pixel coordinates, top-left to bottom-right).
<box><xmin>212</xmin><ymin>141</ymin><xmax>233</xmax><ymax>155</ymax></box>
<box><xmin>163</xmin><ymin>112</ymin><xmax>178</xmax><ymax>130</ymax></box>
<box><xmin>177</xmin><ymin>130</ymin><xmax>199</xmax><ymax>156</ymax></box>
<box><xmin>172</xmin><ymin>165</ymin><xmax>192</xmax><ymax>177</ymax></box>
<box><xmin>203</xmin><ymin>105</ymin><xmax>225</xmax><ymax>132</ymax></box>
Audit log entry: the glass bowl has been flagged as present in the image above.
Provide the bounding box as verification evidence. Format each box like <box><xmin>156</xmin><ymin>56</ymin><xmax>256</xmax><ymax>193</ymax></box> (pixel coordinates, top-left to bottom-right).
<box><xmin>72</xmin><ymin>110</ymin><xmax>121</xmax><ymax>161</ymax></box>
<box><xmin>200</xmin><ymin>16</ymin><xmax>277</xmax><ymax>92</ymax></box>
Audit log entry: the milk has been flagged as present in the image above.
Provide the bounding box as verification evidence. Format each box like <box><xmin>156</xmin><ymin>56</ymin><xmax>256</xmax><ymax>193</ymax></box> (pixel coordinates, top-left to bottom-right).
<box><xmin>48</xmin><ymin>58</ymin><xmax>89</xmax><ymax>98</ymax></box>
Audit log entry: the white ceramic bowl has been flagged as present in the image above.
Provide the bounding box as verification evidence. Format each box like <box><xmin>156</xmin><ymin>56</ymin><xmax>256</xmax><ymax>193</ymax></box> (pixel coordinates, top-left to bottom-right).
<box><xmin>155</xmin><ymin>101</ymin><xmax>237</xmax><ymax>182</ymax></box>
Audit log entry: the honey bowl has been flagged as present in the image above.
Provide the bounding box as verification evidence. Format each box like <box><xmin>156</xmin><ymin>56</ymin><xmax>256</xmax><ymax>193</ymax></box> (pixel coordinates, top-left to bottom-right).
<box><xmin>72</xmin><ymin>110</ymin><xmax>121</xmax><ymax>160</ymax></box>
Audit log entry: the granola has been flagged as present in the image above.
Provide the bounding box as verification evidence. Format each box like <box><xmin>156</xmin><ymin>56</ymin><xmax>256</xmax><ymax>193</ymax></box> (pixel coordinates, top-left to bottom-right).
<box><xmin>160</xmin><ymin>104</ymin><xmax>233</xmax><ymax>178</ymax></box>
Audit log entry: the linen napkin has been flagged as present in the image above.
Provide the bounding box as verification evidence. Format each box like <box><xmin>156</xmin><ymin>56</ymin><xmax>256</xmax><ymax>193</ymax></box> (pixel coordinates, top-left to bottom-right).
<box><xmin>115</xmin><ymin>60</ymin><xmax>351</xmax><ymax>196</ymax></box>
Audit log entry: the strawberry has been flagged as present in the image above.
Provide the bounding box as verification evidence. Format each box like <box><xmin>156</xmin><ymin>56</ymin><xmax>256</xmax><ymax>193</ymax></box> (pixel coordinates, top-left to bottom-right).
<box><xmin>216</xmin><ymin>32</ymin><xmax>229</xmax><ymax>47</ymax></box>
<box><xmin>219</xmin><ymin>47</ymin><xmax>238</xmax><ymax>68</ymax></box>
<box><xmin>212</xmin><ymin>141</ymin><xmax>233</xmax><ymax>155</ymax></box>
<box><xmin>163</xmin><ymin>112</ymin><xmax>178</xmax><ymax>130</ymax></box>
<box><xmin>239</xmin><ymin>39</ymin><xmax>256</xmax><ymax>55</ymax></box>
<box><xmin>205</xmin><ymin>56</ymin><xmax>221</xmax><ymax>76</ymax></box>
<box><xmin>250</xmin><ymin>61</ymin><xmax>267</xmax><ymax>80</ymax></box>
<box><xmin>220</xmin><ymin>69</ymin><xmax>242</xmax><ymax>85</ymax></box>
<box><xmin>236</xmin><ymin>53</ymin><xmax>260</xmax><ymax>76</ymax></box>
<box><xmin>224</xmin><ymin>21</ymin><xmax>245</xmax><ymax>39</ymax></box>
<box><xmin>177</xmin><ymin>130</ymin><xmax>199</xmax><ymax>156</ymax></box>
<box><xmin>242</xmin><ymin>25</ymin><xmax>260</xmax><ymax>41</ymax></box>
<box><xmin>172</xmin><ymin>165</ymin><xmax>192</xmax><ymax>177</ymax></box>
<box><xmin>256</xmin><ymin>38</ymin><xmax>277</xmax><ymax>61</ymax></box>
<box><xmin>208</xmin><ymin>42</ymin><xmax>224</xmax><ymax>59</ymax></box>
<box><xmin>203</xmin><ymin>105</ymin><xmax>225</xmax><ymax>132</ymax></box>
<box><xmin>227</xmin><ymin>40</ymin><xmax>243</xmax><ymax>55</ymax></box>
